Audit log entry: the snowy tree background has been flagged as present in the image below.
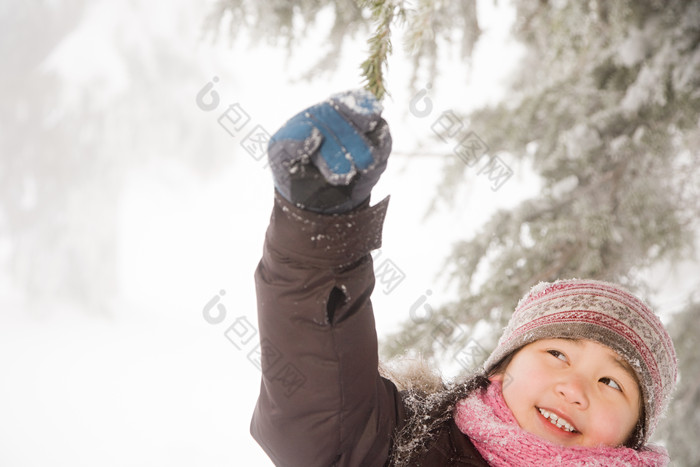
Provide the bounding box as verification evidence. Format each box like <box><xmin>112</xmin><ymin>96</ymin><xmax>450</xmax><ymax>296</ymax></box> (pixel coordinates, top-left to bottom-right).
<box><xmin>1</xmin><ymin>0</ymin><xmax>699</xmax><ymax>465</ymax></box>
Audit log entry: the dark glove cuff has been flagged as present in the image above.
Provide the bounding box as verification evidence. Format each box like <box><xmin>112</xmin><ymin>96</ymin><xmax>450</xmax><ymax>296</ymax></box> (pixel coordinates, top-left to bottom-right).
<box><xmin>287</xmin><ymin>161</ymin><xmax>361</xmax><ymax>214</ymax></box>
<box><xmin>266</xmin><ymin>190</ymin><xmax>389</xmax><ymax>268</ymax></box>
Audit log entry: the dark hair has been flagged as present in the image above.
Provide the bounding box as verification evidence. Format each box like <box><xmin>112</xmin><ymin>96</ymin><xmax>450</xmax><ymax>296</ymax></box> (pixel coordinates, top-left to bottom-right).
<box><xmin>388</xmin><ymin>372</ymin><xmax>490</xmax><ymax>466</ymax></box>
<box><xmin>624</xmin><ymin>406</ymin><xmax>646</xmax><ymax>449</ymax></box>
<box><xmin>485</xmin><ymin>351</ymin><xmax>516</xmax><ymax>379</ymax></box>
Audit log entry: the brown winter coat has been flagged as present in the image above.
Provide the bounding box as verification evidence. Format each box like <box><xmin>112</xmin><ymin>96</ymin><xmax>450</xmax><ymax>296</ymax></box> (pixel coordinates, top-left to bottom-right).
<box><xmin>250</xmin><ymin>192</ymin><xmax>489</xmax><ymax>466</ymax></box>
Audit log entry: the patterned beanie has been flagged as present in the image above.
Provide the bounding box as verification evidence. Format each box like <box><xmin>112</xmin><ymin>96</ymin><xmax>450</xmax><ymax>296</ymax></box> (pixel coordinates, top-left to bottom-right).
<box><xmin>483</xmin><ymin>279</ymin><xmax>678</xmax><ymax>447</ymax></box>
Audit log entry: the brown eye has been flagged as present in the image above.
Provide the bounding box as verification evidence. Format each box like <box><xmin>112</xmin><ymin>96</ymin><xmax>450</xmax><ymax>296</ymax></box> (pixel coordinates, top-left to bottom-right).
<box><xmin>547</xmin><ymin>350</ymin><xmax>568</xmax><ymax>362</ymax></box>
<box><xmin>600</xmin><ymin>377</ymin><xmax>622</xmax><ymax>391</ymax></box>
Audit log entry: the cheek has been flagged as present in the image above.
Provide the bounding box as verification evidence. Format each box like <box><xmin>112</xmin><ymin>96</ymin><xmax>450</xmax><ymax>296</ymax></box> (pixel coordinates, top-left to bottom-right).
<box><xmin>500</xmin><ymin>359</ymin><xmax>551</xmax><ymax>409</ymax></box>
<box><xmin>506</xmin><ymin>358</ymin><xmax>551</xmax><ymax>391</ymax></box>
<box><xmin>584</xmin><ymin>404</ymin><xmax>634</xmax><ymax>446</ymax></box>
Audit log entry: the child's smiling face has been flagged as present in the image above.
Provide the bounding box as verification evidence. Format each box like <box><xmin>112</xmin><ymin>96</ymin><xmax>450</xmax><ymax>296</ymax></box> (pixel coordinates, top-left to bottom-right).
<box><xmin>491</xmin><ymin>338</ymin><xmax>642</xmax><ymax>448</ymax></box>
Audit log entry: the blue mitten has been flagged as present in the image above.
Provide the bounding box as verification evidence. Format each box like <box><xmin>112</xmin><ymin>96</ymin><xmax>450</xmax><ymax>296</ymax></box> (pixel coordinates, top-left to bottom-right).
<box><xmin>267</xmin><ymin>89</ymin><xmax>392</xmax><ymax>213</ymax></box>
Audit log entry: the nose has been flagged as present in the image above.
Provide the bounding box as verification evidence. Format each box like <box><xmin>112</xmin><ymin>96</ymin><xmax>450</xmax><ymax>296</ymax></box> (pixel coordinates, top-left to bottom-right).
<box><xmin>555</xmin><ymin>376</ymin><xmax>589</xmax><ymax>409</ymax></box>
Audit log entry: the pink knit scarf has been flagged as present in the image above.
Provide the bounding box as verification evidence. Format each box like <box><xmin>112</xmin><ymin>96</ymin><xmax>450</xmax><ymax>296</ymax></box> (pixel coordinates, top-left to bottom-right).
<box><xmin>453</xmin><ymin>381</ymin><xmax>669</xmax><ymax>466</ymax></box>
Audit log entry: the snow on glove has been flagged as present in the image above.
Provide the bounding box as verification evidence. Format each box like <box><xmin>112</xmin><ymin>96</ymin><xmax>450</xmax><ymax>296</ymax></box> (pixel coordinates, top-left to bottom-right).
<box><xmin>267</xmin><ymin>89</ymin><xmax>392</xmax><ymax>213</ymax></box>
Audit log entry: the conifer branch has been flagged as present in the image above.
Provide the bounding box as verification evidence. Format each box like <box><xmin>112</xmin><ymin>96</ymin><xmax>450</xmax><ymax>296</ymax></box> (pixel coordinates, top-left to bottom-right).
<box><xmin>357</xmin><ymin>0</ymin><xmax>405</xmax><ymax>100</ymax></box>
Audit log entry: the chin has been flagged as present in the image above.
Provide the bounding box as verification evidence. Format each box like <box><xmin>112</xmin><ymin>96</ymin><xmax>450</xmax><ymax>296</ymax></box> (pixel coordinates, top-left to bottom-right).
<box><xmin>539</xmin><ymin>431</ymin><xmax>580</xmax><ymax>447</ymax></box>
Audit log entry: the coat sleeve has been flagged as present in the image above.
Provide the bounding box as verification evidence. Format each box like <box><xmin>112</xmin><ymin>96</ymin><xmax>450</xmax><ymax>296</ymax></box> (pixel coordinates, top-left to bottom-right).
<box><xmin>250</xmin><ymin>192</ymin><xmax>405</xmax><ymax>467</ymax></box>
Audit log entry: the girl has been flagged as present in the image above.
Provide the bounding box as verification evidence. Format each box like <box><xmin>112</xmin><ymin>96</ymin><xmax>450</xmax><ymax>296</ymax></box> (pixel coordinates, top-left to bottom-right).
<box><xmin>250</xmin><ymin>90</ymin><xmax>677</xmax><ymax>466</ymax></box>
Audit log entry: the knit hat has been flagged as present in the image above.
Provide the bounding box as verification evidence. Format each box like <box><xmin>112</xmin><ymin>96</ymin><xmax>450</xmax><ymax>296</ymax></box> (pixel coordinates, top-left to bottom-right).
<box><xmin>483</xmin><ymin>279</ymin><xmax>677</xmax><ymax>447</ymax></box>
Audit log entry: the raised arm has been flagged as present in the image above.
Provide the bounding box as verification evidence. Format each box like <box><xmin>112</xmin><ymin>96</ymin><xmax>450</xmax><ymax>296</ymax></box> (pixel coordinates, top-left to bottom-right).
<box><xmin>250</xmin><ymin>90</ymin><xmax>404</xmax><ymax>467</ymax></box>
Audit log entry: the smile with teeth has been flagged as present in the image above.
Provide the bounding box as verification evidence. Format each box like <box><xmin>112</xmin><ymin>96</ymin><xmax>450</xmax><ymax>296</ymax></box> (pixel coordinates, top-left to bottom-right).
<box><xmin>538</xmin><ymin>408</ymin><xmax>578</xmax><ymax>433</ymax></box>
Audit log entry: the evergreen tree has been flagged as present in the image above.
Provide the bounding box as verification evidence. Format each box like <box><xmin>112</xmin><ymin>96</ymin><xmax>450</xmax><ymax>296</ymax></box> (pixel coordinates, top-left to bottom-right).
<box><xmin>208</xmin><ymin>0</ymin><xmax>700</xmax><ymax>461</ymax></box>
<box><xmin>204</xmin><ymin>0</ymin><xmax>479</xmax><ymax>97</ymax></box>
<box><xmin>656</xmin><ymin>300</ymin><xmax>700</xmax><ymax>466</ymax></box>
<box><xmin>1</xmin><ymin>0</ymin><xmax>227</xmax><ymax>311</ymax></box>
